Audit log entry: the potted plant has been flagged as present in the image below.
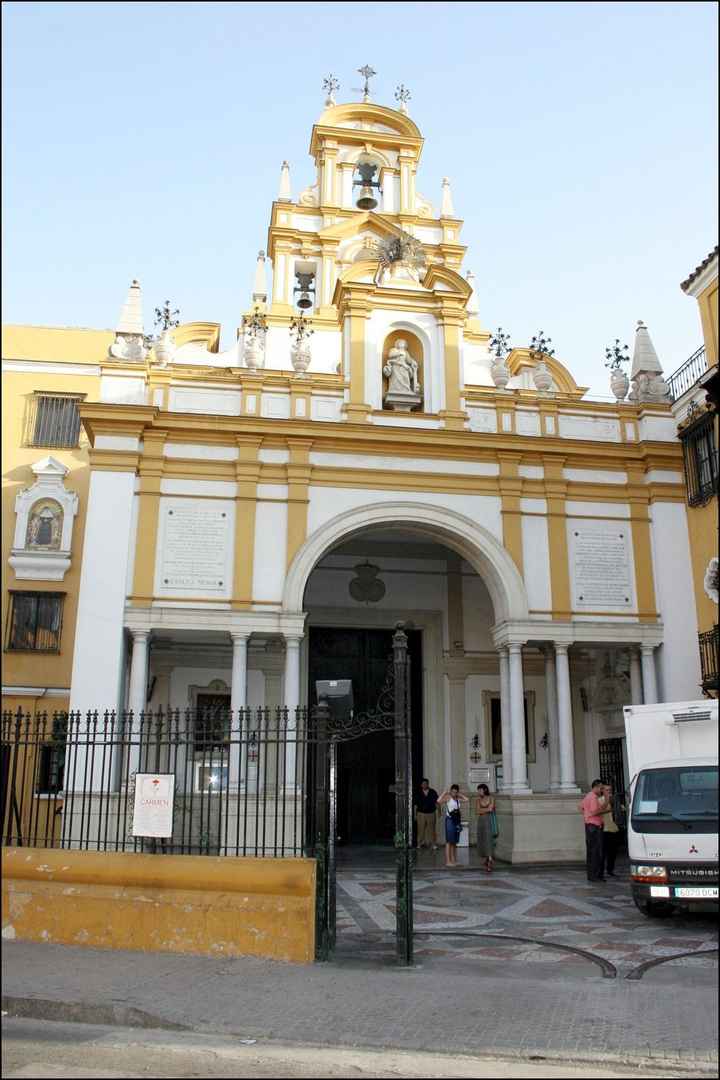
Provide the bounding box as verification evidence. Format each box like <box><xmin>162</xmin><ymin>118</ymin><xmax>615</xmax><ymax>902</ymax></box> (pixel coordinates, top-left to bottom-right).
<box><xmin>489</xmin><ymin>328</ymin><xmax>511</xmax><ymax>389</ymax></box>
<box><xmin>530</xmin><ymin>331</ymin><xmax>555</xmax><ymax>392</ymax></box>
<box><xmin>289</xmin><ymin>312</ymin><xmax>314</xmax><ymax>376</ymax></box>
<box><xmin>605</xmin><ymin>339</ymin><xmax>630</xmax><ymax>400</ymax></box>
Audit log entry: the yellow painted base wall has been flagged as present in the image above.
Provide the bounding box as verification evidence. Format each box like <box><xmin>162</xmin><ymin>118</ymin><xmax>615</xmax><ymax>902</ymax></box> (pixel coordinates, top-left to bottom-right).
<box><xmin>687</xmin><ymin>496</ymin><xmax>719</xmax><ymax>634</ymax></box>
<box><xmin>2</xmin><ymin>848</ymin><xmax>316</xmax><ymax>964</ymax></box>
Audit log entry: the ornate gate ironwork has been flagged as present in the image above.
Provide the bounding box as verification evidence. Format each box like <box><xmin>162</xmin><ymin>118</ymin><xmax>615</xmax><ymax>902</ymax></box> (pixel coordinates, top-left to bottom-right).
<box><xmin>312</xmin><ymin>623</ymin><xmax>414</xmax><ymax>965</ymax></box>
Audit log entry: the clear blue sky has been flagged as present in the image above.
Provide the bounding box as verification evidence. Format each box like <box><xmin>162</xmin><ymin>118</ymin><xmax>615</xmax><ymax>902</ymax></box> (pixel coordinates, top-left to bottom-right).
<box><xmin>3</xmin><ymin>1</ymin><xmax>717</xmax><ymax>395</ymax></box>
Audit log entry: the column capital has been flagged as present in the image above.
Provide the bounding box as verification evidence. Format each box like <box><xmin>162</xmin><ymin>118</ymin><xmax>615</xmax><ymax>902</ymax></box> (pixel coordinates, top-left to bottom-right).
<box><xmin>508</xmin><ymin>642</ymin><xmax>523</xmax><ymax>655</ymax></box>
<box><xmin>131</xmin><ymin>629</ymin><xmax>150</xmax><ymax>645</ymax></box>
<box><xmin>230</xmin><ymin>632</ymin><xmax>249</xmax><ymax>646</ymax></box>
<box><xmin>284</xmin><ymin>634</ymin><xmax>303</xmax><ymax>648</ymax></box>
<box><xmin>640</xmin><ymin>644</ymin><xmax>656</xmax><ymax>655</ymax></box>
<box><xmin>555</xmin><ymin>642</ymin><xmax>569</xmax><ymax>656</ymax></box>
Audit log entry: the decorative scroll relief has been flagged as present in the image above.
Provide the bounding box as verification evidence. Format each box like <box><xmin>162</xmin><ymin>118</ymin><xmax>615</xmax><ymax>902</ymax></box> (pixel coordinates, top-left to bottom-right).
<box><xmin>156</xmin><ymin>499</ymin><xmax>234</xmax><ymax>595</ymax></box>
<box><xmin>558</xmin><ymin>414</ymin><xmax>621</xmax><ymax>442</ymax></box>
<box><xmin>568</xmin><ymin>520</ymin><xmax>635</xmax><ymax>610</ymax></box>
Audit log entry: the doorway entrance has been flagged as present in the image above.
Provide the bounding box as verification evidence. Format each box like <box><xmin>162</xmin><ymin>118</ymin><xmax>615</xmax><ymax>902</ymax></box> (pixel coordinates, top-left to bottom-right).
<box><xmin>308</xmin><ymin>627</ymin><xmax>423</xmax><ymax>845</ymax></box>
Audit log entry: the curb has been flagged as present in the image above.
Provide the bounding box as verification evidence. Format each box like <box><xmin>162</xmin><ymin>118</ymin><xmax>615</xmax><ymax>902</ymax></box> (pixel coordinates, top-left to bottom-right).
<box><xmin>3</xmin><ymin>995</ymin><xmax>717</xmax><ymax>1075</ymax></box>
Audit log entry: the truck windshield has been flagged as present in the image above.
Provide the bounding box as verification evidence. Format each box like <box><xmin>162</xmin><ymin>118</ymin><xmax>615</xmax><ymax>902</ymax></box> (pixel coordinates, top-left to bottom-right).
<box><xmin>631</xmin><ymin>766</ymin><xmax>718</xmax><ymax>834</ymax></box>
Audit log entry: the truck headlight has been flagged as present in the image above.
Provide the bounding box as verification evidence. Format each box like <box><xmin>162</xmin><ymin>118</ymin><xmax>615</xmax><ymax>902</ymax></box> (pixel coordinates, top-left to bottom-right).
<box><xmin>630</xmin><ymin>864</ymin><xmax>667</xmax><ymax>882</ymax></box>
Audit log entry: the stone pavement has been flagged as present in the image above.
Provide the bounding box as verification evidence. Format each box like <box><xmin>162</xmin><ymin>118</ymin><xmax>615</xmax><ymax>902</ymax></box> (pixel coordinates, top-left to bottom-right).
<box><xmin>336</xmin><ymin>859</ymin><xmax>719</xmax><ymax>974</ymax></box>
<box><xmin>2</xmin><ymin>858</ymin><xmax>717</xmax><ymax>1071</ymax></box>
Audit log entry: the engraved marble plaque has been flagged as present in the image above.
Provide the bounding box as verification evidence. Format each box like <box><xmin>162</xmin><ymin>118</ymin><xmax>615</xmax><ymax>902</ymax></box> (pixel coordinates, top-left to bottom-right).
<box><xmin>160</xmin><ymin>502</ymin><xmax>231</xmax><ymax>591</ymax></box>
<box><xmin>570</xmin><ymin>523</ymin><xmax>633</xmax><ymax>609</ymax></box>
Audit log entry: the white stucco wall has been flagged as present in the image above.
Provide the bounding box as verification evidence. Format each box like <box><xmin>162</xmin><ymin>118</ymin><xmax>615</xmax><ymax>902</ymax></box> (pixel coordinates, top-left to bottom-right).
<box><xmin>648</xmin><ymin>501</ymin><xmax>702</xmax><ymax>699</ymax></box>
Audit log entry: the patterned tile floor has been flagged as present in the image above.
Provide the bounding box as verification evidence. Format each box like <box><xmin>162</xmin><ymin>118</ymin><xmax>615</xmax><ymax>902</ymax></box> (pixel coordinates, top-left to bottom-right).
<box><xmin>335</xmin><ymin>856</ymin><xmax>718</xmax><ymax>973</ymax></box>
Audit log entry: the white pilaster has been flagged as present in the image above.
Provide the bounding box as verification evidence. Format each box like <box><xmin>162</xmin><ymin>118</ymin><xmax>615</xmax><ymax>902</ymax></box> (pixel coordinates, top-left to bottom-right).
<box><xmin>283</xmin><ymin>634</ymin><xmax>302</xmax><ymax>790</ymax></box>
<box><xmin>127</xmin><ymin>630</ymin><xmax>150</xmax><ymax>779</ymax></box>
<box><xmin>509</xmin><ymin>644</ymin><xmax>531</xmax><ymax>793</ymax></box>
<box><xmin>641</xmin><ymin>646</ymin><xmax>658</xmax><ymax>704</ymax></box>
<box><xmin>499</xmin><ymin>648</ymin><xmax>513</xmax><ymax>792</ymax></box>
<box><xmin>629</xmin><ymin>648</ymin><xmax>643</xmax><ymax>705</ymax></box>
<box><xmin>544</xmin><ymin>646</ymin><xmax>561</xmax><ymax>791</ymax></box>
<box><xmin>69</xmin><ymin>469</ymin><xmax>136</xmax><ymax>716</ymax></box>
<box><xmin>555</xmin><ymin>644</ymin><xmax>579</xmax><ymax>792</ymax></box>
<box><xmin>229</xmin><ymin>633</ymin><xmax>248</xmax><ymax>791</ymax></box>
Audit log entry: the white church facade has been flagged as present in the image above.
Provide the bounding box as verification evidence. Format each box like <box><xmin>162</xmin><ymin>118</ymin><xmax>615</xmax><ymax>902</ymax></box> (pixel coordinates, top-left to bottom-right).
<box><xmin>3</xmin><ymin>88</ymin><xmax>701</xmax><ymax>863</ymax></box>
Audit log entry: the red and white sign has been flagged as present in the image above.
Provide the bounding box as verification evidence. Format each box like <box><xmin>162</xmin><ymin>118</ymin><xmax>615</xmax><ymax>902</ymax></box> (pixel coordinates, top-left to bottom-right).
<box><xmin>132</xmin><ymin>773</ymin><xmax>175</xmax><ymax>838</ymax></box>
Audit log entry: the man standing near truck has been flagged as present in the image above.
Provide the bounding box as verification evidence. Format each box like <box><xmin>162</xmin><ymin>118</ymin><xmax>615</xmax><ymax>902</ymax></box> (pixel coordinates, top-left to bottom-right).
<box><xmin>580</xmin><ymin>779</ymin><xmax>612</xmax><ymax>882</ymax></box>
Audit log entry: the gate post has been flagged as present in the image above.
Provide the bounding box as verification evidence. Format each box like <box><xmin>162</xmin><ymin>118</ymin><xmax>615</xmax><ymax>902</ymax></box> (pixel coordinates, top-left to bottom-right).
<box><xmin>393</xmin><ymin>623</ymin><xmax>414</xmax><ymax>966</ymax></box>
<box><xmin>313</xmin><ymin>699</ymin><xmax>332</xmax><ymax>961</ymax></box>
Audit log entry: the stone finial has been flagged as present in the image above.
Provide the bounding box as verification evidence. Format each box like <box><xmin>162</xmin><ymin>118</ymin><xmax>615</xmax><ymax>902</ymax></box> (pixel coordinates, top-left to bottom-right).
<box><xmin>109</xmin><ymin>279</ymin><xmax>147</xmax><ymax>362</ymax></box>
<box><xmin>630</xmin><ymin>320</ymin><xmax>663</xmax><ymax>378</ymax></box>
<box><xmin>278</xmin><ymin>161</ymin><xmax>292</xmax><ymax>202</ymax></box>
<box><xmin>628</xmin><ymin>320</ymin><xmax>671</xmax><ymax>404</ymax></box>
<box><xmin>252</xmin><ymin>250</ymin><xmax>267</xmax><ymax>304</ymax></box>
<box><xmin>466</xmin><ymin>271</ymin><xmax>479</xmax><ymax>316</ymax></box>
<box><xmin>440</xmin><ymin>177</ymin><xmax>455</xmax><ymax>218</ymax></box>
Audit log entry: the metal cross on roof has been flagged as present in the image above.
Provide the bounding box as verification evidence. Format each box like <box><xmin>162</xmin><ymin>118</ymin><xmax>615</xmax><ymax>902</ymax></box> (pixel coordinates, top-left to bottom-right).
<box><xmin>322</xmin><ymin>74</ymin><xmax>340</xmax><ymax>105</ymax></box>
<box><xmin>358</xmin><ymin>64</ymin><xmax>377</xmax><ymax>101</ymax></box>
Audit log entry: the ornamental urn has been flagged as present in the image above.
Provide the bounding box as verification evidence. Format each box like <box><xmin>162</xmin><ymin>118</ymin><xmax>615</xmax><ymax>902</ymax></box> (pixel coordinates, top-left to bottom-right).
<box><xmin>491</xmin><ymin>358</ymin><xmax>510</xmax><ymax>390</ymax></box>
<box><xmin>154</xmin><ymin>328</ymin><xmax>176</xmax><ymax>367</ymax></box>
<box><xmin>610</xmin><ymin>369</ymin><xmax>629</xmax><ymax>401</ymax></box>
<box><xmin>533</xmin><ymin>360</ymin><xmax>553</xmax><ymax>392</ymax></box>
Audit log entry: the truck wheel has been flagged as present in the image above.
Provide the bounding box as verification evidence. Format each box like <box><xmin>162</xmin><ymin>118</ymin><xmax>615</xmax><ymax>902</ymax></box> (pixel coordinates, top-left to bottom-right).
<box><xmin>633</xmin><ymin>896</ymin><xmax>674</xmax><ymax>918</ymax></box>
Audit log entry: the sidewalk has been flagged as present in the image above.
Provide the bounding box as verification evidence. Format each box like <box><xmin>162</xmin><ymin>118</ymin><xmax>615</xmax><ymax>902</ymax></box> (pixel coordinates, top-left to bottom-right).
<box><xmin>3</xmin><ymin>937</ymin><xmax>717</xmax><ymax>1073</ymax></box>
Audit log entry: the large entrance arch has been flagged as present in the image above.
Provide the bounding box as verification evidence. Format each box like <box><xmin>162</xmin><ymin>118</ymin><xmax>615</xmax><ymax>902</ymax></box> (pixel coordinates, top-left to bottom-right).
<box><xmin>282</xmin><ymin>501</ymin><xmax>530</xmax><ymax>622</ymax></box>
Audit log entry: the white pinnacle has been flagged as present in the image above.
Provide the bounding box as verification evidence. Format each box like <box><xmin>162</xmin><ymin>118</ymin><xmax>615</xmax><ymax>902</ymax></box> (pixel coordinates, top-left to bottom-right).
<box><xmin>278</xmin><ymin>161</ymin><xmax>291</xmax><ymax>202</ymax></box>
<box><xmin>440</xmin><ymin>177</ymin><xmax>455</xmax><ymax>218</ymax></box>
<box><xmin>252</xmin><ymin>250</ymin><xmax>267</xmax><ymax>303</ymax></box>
<box><xmin>116</xmin><ymin>279</ymin><xmax>144</xmax><ymax>335</ymax></box>
<box><xmin>466</xmin><ymin>271</ymin><xmax>479</xmax><ymax>316</ymax></box>
<box><xmin>631</xmin><ymin>320</ymin><xmax>663</xmax><ymax>378</ymax></box>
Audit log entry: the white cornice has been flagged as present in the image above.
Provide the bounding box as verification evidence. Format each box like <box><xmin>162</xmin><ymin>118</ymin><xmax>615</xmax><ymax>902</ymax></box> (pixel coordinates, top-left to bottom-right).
<box><xmin>2</xmin><ymin>360</ymin><xmax>101</xmax><ymax>376</ymax></box>
<box><xmin>682</xmin><ymin>256</ymin><xmax>718</xmax><ymax>298</ymax></box>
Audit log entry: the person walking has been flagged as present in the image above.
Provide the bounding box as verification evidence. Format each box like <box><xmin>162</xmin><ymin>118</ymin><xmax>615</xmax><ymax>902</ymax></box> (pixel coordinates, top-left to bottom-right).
<box><xmin>438</xmin><ymin>784</ymin><xmax>468</xmax><ymax>868</ymax></box>
<box><xmin>602</xmin><ymin>782</ymin><xmax>621</xmax><ymax>878</ymax></box>
<box><xmin>414</xmin><ymin>778</ymin><xmax>439</xmax><ymax>851</ymax></box>
<box><xmin>475</xmin><ymin>783</ymin><xmax>496</xmax><ymax>872</ymax></box>
<box><xmin>579</xmin><ymin>778</ymin><xmax>612</xmax><ymax>882</ymax></box>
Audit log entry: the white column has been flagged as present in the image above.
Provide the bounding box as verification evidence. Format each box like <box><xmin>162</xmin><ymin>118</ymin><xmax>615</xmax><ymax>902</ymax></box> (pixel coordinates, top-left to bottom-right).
<box><xmin>555</xmin><ymin>644</ymin><xmax>579</xmax><ymax>792</ymax></box>
<box><xmin>229</xmin><ymin>633</ymin><xmax>248</xmax><ymax>791</ymax></box>
<box><xmin>629</xmin><ymin>648</ymin><xmax>643</xmax><ymax>705</ymax></box>
<box><xmin>543</xmin><ymin>645</ymin><xmax>561</xmax><ymax>791</ymax></box>
<box><xmin>283</xmin><ymin>635</ymin><xmax>302</xmax><ymax>790</ymax></box>
<box><xmin>508</xmin><ymin>644</ymin><xmax>531</xmax><ymax>793</ymax></box>
<box><xmin>498</xmin><ymin>648</ymin><xmax>513</xmax><ymax>792</ymax></box>
<box><xmin>641</xmin><ymin>646</ymin><xmax>658</xmax><ymax>705</ymax></box>
<box><xmin>127</xmin><ymin>630</ymin><xmax>150</xmax><ymax>779</ymax></box>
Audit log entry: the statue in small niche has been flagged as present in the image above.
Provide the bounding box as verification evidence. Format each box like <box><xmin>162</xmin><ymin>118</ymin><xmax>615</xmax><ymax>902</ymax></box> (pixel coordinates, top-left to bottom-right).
<box><xmin>383</xmin><ymin>338</ymin><xmax>422</xmax><ymax>411</ymax></box>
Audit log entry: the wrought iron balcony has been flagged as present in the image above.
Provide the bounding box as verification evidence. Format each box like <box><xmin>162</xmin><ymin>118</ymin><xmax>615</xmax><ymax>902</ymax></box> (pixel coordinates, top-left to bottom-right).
<box><xmin>668</xmin><ymin>345</ymin><xmax>707</xmax><ymax>401</ymax></box>
<box><xmin>699</xmin><ymin>625</ymin><xmax>719</xmax><ymax>692</ymax></box>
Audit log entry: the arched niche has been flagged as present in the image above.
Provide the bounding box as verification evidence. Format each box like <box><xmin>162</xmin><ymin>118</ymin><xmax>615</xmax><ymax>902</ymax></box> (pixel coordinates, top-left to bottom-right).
<box><xmin>26</xmin><ymin>499</ymin><xmax>64</xmax><ymax>550</ymax></box>
<box><xmin>381</xmin><ymin>329</ymin><xmax>425</xmax><ymax>412</ymax></box>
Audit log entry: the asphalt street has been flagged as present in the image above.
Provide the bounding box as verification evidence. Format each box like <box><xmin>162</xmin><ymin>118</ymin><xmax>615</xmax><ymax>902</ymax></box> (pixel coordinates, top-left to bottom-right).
<box><xmin>1</xmin><ymin>1019</ymin><xmax>702</xmax><ymax>1079</ymax></box>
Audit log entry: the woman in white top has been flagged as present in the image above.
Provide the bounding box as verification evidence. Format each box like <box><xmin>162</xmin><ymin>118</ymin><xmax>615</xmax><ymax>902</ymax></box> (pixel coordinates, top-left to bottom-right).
<box><xmin>437</xmin><ymin>784</ymin><xmax>469</xmax><ymax>867</ymax></box>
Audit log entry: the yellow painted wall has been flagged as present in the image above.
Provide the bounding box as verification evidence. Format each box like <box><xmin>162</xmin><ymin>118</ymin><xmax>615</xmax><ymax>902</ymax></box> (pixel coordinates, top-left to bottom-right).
<box><xmin>687</xmin><ymin>489</ymin><xmax>719</xmax><ymax>635</ymax></box>
<box><xmin>2</xmin><ymin>332</ymin><xmax>104</xmax><ymax>707</ymax></box>
<box><xmin>697</xmin><ymin>279</ymin><xmax>718</xmax><ymax>367</ymax></box>
<box><xmin>2</xmin><ymin>848</ymin><xmax>316</xmax><ymax>964</ymax></box>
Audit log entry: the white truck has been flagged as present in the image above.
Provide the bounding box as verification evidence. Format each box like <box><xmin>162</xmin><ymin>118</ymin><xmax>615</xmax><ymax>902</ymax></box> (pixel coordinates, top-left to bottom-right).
<box><xmin>623</xmin><ymin>699</ymin><xmax>718</xmax><ymax>917</ymax></box>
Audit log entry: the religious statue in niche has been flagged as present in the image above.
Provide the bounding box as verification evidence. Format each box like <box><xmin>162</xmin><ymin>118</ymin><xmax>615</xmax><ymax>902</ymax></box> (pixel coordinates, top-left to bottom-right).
<box><xmin>26</xmin><ymin>501</ymin><xmax>63</xmax><ymax>550</ymax></box>
<box><xmin>382</xmin><ymin>339</ymin><xmax>422</xmax><ymax>412</ymax></box>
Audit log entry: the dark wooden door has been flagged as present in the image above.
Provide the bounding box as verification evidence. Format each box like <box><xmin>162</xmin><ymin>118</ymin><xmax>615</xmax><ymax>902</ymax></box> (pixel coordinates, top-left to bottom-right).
<box><xmin>308</xmin><ymin>627</ymin><xmax>423</xmax><ymax>844</ymax></box>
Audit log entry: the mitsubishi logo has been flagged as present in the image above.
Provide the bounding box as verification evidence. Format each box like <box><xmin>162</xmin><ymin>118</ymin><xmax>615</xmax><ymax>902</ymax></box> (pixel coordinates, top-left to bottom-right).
<box><xmin>152</xmin><ymin>778</ymin><xmax>160</xmax><ymax>788</ymax></box>
<box><xmin>689</xmin><ymin>844</ymin><xmax>698</xmax><ymax>854</ymax></box>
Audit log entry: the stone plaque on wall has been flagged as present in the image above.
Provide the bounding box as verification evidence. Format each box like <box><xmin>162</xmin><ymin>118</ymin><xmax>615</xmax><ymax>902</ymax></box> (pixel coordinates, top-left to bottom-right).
<box><xmin>570</xmin><ymin>521</ymin><xmax>634</xmax><ymax>609</ymax></box>
<box><xmin>158</xmin><ymin>500</ymin><xmax>232</xmax><ymax>591</ymax></box>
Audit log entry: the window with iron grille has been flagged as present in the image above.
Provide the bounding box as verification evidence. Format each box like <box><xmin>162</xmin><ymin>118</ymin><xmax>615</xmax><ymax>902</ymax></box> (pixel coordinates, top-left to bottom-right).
<box><xmin>681</xmin><ymin>411</ymin><xmax>718</xmax><ymax>506</ymax></box>
<box><xmin>24</xmin><ymin>393</ymin><xmax>84</xmax><ymax>448</ymax></box>
<box><xmin>37</xmin><ymin>714</ymin><xmax>68</xmax><ymax>794</ymax></box>
<box><xmin>6</xmin><ymin>592</ymin><xmax>64</xmax><ymax>652</ymax></box>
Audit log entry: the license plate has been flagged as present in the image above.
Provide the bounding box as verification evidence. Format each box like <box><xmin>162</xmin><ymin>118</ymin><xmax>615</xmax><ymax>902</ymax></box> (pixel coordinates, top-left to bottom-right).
<box><xmin>674</xmin><ymin>887</ymin><xmax>718</xmax><ymax>899</ymax></box>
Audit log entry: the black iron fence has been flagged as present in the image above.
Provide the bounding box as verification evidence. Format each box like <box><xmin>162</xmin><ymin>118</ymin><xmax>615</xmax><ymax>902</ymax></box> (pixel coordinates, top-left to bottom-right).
<box><xmin>1</xmin><ymin>707</ymin><xmax>313</xmax><ymax>857</ymax></box>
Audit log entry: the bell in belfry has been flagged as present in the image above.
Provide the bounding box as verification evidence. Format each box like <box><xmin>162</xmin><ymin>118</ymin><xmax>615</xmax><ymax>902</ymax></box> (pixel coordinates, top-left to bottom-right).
<box><xmin>354</xmin><ymin>159</ymin><xmax>381</xmax><ymax>210</ymax></box>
